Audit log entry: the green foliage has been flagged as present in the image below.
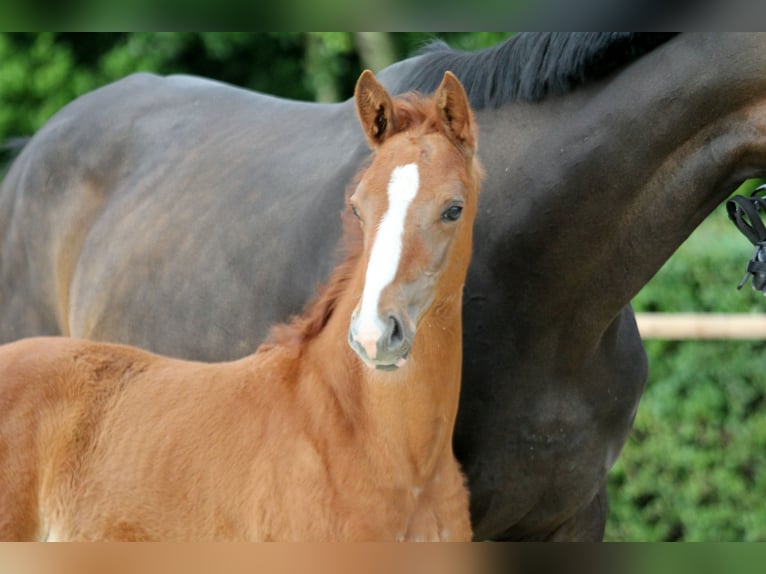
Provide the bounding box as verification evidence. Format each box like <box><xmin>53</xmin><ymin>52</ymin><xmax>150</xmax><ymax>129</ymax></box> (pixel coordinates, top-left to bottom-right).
<box><xmin>0</xmin><ymin>33</ymin><xmax>97</xmax><ymax>139</ymax></box>
<box><xmin>607</xmin><ymin>202</ymin><xmax>766</xmax><ymax>541</ymax></box>
<box><xmin>304</xmin><ymin>33</ymin><xmax>356</xmax><ymax>102</ymax></box>
<box><xmin>393</xmin><ymin>32</ymin><xmax>513</xmax><ymax>55</ymax></box>
<box><xmin>0</xmin><ymin>32</ymin><xmax>512</xmax><ymax>143</ymax></box>
<box><xmin>0</xmin><ymin>33</ymin><xmax>320</xmax><ymax>143</ymax></box>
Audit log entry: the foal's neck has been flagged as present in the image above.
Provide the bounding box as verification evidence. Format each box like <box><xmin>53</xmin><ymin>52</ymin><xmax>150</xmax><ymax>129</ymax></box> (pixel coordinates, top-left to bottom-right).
<box><xmin>304</xmin><ymin>269</ymin><xmax>464</xmax><ymax>481</ymax></box>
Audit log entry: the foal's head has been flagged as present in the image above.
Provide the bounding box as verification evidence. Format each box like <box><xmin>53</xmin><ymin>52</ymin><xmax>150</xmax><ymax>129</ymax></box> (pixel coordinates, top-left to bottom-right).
<box><xmin>348</xmin><ymin>70</ymin><xmax>482</xmax><ymax>371</ymax></box>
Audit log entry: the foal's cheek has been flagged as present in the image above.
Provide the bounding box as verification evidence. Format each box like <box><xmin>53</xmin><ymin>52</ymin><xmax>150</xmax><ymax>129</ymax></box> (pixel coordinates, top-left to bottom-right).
<box><xmin>402</xmin><ymin>275</ymin><xmax>438</xmax><ymax>326</ymax></box>
<box><xmin>425</xmin><ymin>231</ymin><xmax>456</xmax><ymax>276</ymax></box>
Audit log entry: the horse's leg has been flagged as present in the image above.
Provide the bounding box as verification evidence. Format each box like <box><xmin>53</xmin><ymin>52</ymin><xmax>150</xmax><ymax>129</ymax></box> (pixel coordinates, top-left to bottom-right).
<box><xmin>0</xmin><ymin>157</ymin><xmax>70</xmax><ymax>345</ymax></box>
<box><xmin>494</xmin><ymin>484</ymin><xmax>608</xmax><ymax>542</ymax></box>
<box><xmin>545</xmin><ymin>484</ymin><xmax>608</xmax><ymax>542</ymax></box>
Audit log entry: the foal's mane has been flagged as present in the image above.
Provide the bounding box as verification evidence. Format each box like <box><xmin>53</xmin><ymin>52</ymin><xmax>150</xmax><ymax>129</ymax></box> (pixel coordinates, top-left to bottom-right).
<box><xmin>263</xmin><ymin>92</ymin><xmax>451</xmax><ymax>351</ymax></box>
<box><xmin>394</xmin><ymin>32</ymin><xmax>677</xmax><ymax>108</ymax></box>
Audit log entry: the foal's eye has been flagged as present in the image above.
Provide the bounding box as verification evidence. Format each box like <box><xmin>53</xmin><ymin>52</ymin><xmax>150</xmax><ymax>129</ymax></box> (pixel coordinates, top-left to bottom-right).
<box><xmin>441</xmin><ymin>204</ymin><xmax>463</xmax><ymax>222</ymax></box>
<box><xmin>350</xmin><ymin>204</ymin><xmax>361</xmax><ymax>220</ymax></box>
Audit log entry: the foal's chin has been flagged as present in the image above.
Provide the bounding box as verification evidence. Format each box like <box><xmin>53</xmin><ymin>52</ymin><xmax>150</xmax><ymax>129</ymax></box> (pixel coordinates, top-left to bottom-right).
<box><xmin>351</xmin><ymin>347</ymin><xmax>410</xmax><ymax>372</ymax></box>
<box><xmin>374</xmin><ymin>353</ymin><xmax>409</xmax><ymax>371</ymax></box>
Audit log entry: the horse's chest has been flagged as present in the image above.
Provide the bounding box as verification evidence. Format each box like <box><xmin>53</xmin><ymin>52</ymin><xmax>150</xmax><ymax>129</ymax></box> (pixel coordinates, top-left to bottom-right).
<box><xmin>465</xmin><ymin>348</ymin><xmax>647</xmax><ymax>540</ymax></box>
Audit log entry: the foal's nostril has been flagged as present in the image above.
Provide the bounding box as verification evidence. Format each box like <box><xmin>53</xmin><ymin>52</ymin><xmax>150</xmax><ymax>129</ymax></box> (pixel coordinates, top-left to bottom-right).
<box><xmin>387</xmin><ymin>315</ymin><xmax>405</xmax><ymax>350</ymax></box>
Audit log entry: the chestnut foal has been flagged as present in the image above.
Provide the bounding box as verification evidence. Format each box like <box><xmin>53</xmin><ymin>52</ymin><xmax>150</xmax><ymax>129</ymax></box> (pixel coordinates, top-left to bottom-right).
<box><xmin>0</xmin><ymin>70</ymin><xmax>483</xmax><ymax>541</ymax></box>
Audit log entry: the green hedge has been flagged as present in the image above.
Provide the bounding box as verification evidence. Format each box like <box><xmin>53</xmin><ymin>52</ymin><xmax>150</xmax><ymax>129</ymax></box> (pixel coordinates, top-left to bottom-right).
<box><xmin>0</xmin><ymin>33</ymin><xmax>316</xmax><ymax>141</ymax></box>
<box><xmin>607</xmin><ymin>197</ymin><xmax>766</xmax><ymax>541</ymax></box>
<box><xmin>0</xmin><ymin>33</ymin><xmax>512</xmax><ymax>143</ymax></box>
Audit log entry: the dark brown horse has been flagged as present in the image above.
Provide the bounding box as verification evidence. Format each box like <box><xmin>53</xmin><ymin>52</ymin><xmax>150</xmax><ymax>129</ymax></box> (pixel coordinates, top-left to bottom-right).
<box><xmin>2</xmin><ymin>33</ymin><xmax>766</xmax><ymax>540</ymax></box>
<box><xmin>0</xmin><ymin>70</ymin><xmax>481</xmax><ymax>541</ymax></box>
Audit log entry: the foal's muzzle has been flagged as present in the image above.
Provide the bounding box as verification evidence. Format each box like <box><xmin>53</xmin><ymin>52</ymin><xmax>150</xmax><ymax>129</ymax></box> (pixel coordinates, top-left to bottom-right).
<box><xmin>348</xmin><ymin>311</ymin><xmax>413</xmax><ymax>370</ymax></box>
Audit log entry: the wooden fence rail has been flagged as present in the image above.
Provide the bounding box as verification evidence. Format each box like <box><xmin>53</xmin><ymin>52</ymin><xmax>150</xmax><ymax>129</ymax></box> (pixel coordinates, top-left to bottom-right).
<box><xmin>635</xmin><ymin>313</ymin><xmax>766</xmax><ymax>339</ymax></box>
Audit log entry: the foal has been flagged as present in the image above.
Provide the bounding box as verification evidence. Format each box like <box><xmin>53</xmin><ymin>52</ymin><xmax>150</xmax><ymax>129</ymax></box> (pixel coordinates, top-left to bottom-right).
<box><xmin>0</xmin><ymin>70</ymin><xmax>483</xmax><ymax>541</ymax></box>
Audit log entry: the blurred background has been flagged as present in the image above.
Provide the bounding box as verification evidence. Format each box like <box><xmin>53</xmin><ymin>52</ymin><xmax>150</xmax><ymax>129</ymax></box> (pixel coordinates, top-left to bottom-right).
<box><xmin>0</xmin><ymin>32</ymin><xmax>764</xmax><ymax>541</ymax></box>
<box><xmin>0</xmin><ymin>33</ymin><xmax>512</xmax><ymax>139</ymax></box>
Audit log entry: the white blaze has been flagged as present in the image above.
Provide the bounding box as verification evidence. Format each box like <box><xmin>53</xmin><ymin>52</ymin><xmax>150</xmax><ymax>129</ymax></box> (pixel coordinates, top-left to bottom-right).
<box><xmin>356</xmin><ymin>163</ymin><xmax>420</xmax><ymax>345</ymax></box>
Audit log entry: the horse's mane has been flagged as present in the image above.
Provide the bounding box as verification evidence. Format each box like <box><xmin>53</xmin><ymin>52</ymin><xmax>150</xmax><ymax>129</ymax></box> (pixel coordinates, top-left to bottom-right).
<box><xmin>396</xmin><ymin>32</ymin><xmax>677</xmax><ymax>108</ymax></box>
<box><xmin>263</xmin><ymin>93</ymin><xmax>454</xmax><ymax>351</ymax></box>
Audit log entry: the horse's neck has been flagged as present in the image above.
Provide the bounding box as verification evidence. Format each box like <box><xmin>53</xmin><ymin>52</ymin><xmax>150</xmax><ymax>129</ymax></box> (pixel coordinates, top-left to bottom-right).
<box><xmin>302</xmin><ymin>275</ymin><xmax>464</xmax><ymax>482</ymax></box>
<box><xmin>478</xmin><ymin>34</ymin><xmax>766</xmax><ymax>366</ymax></box>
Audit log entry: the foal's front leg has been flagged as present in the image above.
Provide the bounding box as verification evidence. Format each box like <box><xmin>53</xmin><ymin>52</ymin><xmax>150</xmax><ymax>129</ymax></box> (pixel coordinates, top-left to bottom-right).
<box><xmin>404</xmin><ymin>457</ymin><xmax>472</xmax><ymax>542</ymax></box>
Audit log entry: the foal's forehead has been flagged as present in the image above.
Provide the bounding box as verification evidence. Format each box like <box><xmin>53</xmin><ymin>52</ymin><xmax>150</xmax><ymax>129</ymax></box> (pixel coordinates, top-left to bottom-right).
<box><xmin>370</xmin><ymin>132</ymin><xmax>466</xmax><ymax>186</ymax></box>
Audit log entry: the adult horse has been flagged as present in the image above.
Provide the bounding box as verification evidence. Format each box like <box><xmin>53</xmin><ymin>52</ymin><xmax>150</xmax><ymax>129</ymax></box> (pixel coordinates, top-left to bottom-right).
<box><xmin>2</xmin><ymin>33</ymin><xmax>765</xmax><ymax>540</ymax></box>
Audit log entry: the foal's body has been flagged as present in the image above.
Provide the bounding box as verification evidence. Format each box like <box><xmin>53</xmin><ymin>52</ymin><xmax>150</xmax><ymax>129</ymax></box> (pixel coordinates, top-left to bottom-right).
<box><xmin>0</xmin><ymin>72</ymin><xmax>480</xmax><ymax>541</ymax></box>
<box><xmin>1</xmin><ymin>334</ymin><xmax>467</xmax><ymax>541</ymax></box>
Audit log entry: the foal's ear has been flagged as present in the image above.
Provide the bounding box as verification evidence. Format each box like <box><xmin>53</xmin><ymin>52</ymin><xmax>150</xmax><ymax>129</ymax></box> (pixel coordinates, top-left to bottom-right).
<box><xmin>355</xmin><ymin>70</ymin><xmax>396</xmax><ymax>148</ymax></box>
<box><xmin>434</xmin><ymin>71</ymin><xmax>476</xmax><ymax>156</ymax></box>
